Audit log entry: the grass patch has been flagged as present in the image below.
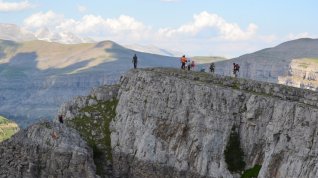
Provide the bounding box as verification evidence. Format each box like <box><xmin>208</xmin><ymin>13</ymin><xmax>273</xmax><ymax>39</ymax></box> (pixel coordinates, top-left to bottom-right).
<box><xmin>66</xmin><ymin>98</ymin><xmax>118</xmax><ymax>177</ymax></box>
<box><xmin>303</xmin><ymin>58</ymin><xmax>318</xmax><ymax>64</ymax></box>
<box><xmin>298</xmin><ymin>63</ymin><xmax>309</xmax><ymax>68</ymax></box>
<box><xmin>224</xmin><ymin>126</ymin><xmax>246</xmax><ymax>173</ymax></box>
<box><xmin>0</xmin><ymin>115</ymin><xmax>19</xmax><ymax>142</ymax></box>
<box><xmin>241</xmin><ymin>165</ymin><xmax>262</xmax><ymax>178</ymax></box>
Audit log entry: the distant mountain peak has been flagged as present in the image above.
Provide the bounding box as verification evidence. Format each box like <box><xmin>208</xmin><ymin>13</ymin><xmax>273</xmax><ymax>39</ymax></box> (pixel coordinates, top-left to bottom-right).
<box><xmin>0</xmin><ymin>23</ymin><xmax>94</xmax><ymax>44</ymax></box>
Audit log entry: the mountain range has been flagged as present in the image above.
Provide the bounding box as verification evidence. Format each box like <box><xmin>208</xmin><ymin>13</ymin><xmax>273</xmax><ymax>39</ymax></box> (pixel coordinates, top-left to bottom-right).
<box><xmin>0</xmin><ymin>39</ymin><xmax>179</xmax><ymax>127</ymax></box>
<box><xmin>0</xmin><ymin>24</ymin><xmax>181</xmax><ymax>56</ymax></box>
<box><xmin>215</xmin><ymin>38</ymin><xmax>318</xmax><ymax>85</ymax></box>
<box><xmin>0</xmin><ymin>23</ymin><xmax>318</xmax><ymax>127</ymax></box>
<box><xmin>0</xmin><ymin>23</ymin><xmax>93</xmax><ymax>44</ymax></box>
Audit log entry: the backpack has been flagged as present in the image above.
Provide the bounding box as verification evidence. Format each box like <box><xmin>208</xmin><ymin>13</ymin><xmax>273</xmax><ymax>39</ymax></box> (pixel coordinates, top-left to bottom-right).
<box><xmin>236</xmin><ymin>64</ymin><xmax>240</xmax><ymax>71</ymax></box>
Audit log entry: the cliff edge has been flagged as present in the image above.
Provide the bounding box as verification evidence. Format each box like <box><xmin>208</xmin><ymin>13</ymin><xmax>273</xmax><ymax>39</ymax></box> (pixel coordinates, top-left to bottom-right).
<box><xmin>111</xmin><ymin>68</ymin><xmax>318</xmax><ymax>178</ymax></box>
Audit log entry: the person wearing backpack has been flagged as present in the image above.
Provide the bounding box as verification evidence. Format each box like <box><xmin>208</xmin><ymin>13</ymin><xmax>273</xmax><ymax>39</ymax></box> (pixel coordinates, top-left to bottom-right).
<box><xmin>132</xmin><ymin>54</ymin><xmax>138</xmax><ymax>69</ymax></box>
<box><xmin>235</xmin><ymin>63</ymin><xmax>240</xmax><ymax>73</ymax></box>
<box><xmin>233</xmin><ymin>63</ymin><xmax>240</xmax><ymax>77</ymax></box>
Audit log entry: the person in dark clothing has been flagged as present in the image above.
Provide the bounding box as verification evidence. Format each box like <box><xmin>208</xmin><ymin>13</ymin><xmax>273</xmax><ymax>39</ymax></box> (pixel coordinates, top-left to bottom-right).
<box><xmin>58</xmin><ymin>115</ymin><xmax>64</xmax><ymax>124</ymax></box>
<box><xmin>233</xmin><ymin>63</ymin><xmax>240</xmax><ymax>77</ymax></box>
<box><xmin>132</xmin><ymin>54</ymin><xmax>138</xmax><ymax>69</ymax></box>
<box><xmin>209</xmin><ymin>63</ymin><xmax>215</xmax><ymax>73</ymax></box>
<box><xmin>235</xmin><ymin>63</ymin><xmax>240</xmax><ymax>72</ymax></box>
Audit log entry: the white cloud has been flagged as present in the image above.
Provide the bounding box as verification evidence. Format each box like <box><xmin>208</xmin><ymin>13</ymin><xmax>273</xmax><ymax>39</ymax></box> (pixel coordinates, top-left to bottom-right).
<box><xmin>23</xmin><ymin>11</ymin><xmax>152</xmax><ymax>43</ymax></box>
<box><xmin>0</xmin><ymin>0</ymin><xmax>33</xmax><ymax>12</ymax></box>
<box><xmin>57</xmin><ymin>14</ymin><xmax>151</xmax><ymax>40</ymax></box>
<box><xmin>22</xmin><ymin>10</ymin><xmax>279</xmax><ymax>56</ymax></box>
<box><xmin>24</xmin><ymin>11</ymin><xmax>64</xmax><ymax>29</ymax></box>
<box><xmin>77</xmin><ymin>5</ymin><xmax>87</xmax><ymax>13</ymax></box>
<box><xmin>158</xmin><ymin>11</ymin><xmax>258</xmax><ymax>41</ymax></box>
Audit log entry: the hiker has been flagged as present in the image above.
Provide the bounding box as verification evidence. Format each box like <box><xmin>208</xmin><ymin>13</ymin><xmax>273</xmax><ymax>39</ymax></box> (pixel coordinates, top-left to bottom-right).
<box><xmin>187</xmin><ymin>58</ymin><xmax>191</xmax><ymax>71</ymax></box>
<box><xmin>58</xmin><ymin>115</ymin><xmax>64</xmax><ymax>124</ymax></box>
<box><xmin>235</xmin><ymin>63</ymin><xmax>240</xmax><ymax>73</ymax></box>
<box><xmin>233</xmin><ymin>63</ymin><xmax>240</xmax><ymax>77</ymax></box>
<box><xmin>132</xmin><ymin>54</ymin><xmax>138</xmax><ymax>69</ymax></box>
<box><xmin>209</xmin><ymin>63</ymin><xmax>215</xmax><ymax>73</ymax></box>
<box><xmin>191</xmin><ymin>60</ymin><xmax>195</xmax><ymax>70</ymax></box>
<box><xmin>180</xmin><ymin>55</ymin><xmax>187</xmax><ymax>69</ymax></box>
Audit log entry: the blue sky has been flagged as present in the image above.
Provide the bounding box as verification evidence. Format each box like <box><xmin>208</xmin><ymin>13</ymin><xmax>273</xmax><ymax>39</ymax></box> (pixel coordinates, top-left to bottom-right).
<box><xmin>0</xmin><ymin>0</ymin><xmax>317</xmax><ymax>57</ymax></box>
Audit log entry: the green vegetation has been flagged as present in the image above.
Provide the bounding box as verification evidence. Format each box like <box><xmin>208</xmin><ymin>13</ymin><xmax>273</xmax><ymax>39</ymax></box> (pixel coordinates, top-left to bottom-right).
<box><xmin>224</xmin><ymin>126</ymin><xmax>246</xmax><ymax>173</ymax></box>
<box><xmin>241</xmin><ymin>165</ymin><xmax>262</xmax><ymax>178</ymax></box>
<box><xmin>66</xmin><ymin>98</ymin><xmax>118</xmax><ymax>177</ymax></box>
<box><xmin>297</xmin><ymin>58</ymin><xmax>318</xmax><ymax>68</ymax></box>
<box><xmin>0</xmin><ymin>115</ymin><xmax>19</xmax><ymax>142</ymax></box>
<box><xmin>303</xmin><ymin>58</ymin><xmax>318</xmax><ymax>64</ymax></box>
<box><xmin>298</xmin><ymin>63</ymin><xmax>309</xmax><ymax>68</ymax></box>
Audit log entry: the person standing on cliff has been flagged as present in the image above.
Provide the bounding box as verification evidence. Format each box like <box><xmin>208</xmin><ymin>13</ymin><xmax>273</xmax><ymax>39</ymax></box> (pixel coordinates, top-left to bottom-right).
<box><xmin>180</xmin><ymin>55</ymin><xmax>187</xmax><ymax>69</ymax></box>
<box><xmin>132</xmin><ymin>54</ymin><xmax>138</xmax><ymax>69</ymax></box>
<box><xmin>209</xmin><ymin>62</ymin><xmax>215</xmax><ymax>73</ymax></box>
<box><xmin>233</xmin><ymin>63</ymin><xmax>240</xmax><ymax>77</ymax></box>
<box><xmin>187</xmin><ymin>58</ymin><xmax>191</xmax><ymax>70</ymax></box>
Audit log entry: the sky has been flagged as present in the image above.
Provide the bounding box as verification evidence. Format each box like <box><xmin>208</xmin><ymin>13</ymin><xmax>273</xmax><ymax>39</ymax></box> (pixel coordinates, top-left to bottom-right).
<box><xmin>0</xmin><ymin>0</ymin><xmax>317</xmax><ymax>57</ymax></box>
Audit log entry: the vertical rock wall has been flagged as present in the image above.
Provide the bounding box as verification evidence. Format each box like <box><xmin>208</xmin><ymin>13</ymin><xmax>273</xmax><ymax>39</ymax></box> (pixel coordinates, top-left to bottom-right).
<box><xmin>111</xmin><ymin>68</ymin><xmax>318</xmax><ymax>178</ymax></box>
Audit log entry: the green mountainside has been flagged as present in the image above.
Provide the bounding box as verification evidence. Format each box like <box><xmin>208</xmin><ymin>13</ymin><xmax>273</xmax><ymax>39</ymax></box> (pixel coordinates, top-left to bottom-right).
<box><xmin>0</xmin><ymin>115</ymin><xmax>19</xmax><ymax>142</ymax></box>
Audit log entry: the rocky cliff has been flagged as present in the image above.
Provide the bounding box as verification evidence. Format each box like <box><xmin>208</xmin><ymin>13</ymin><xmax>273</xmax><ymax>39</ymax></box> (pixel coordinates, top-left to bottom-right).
<box><xmin>110</xmin><ymin>68</ymin><xmax>318</xmax><ymax>178</ymax></box>
<box><xmin>0</xmin><ymin>121</ymin><xmax>97</xmax><ymax>178</ymax></box>
<box><xmin>57</xmin><ymin>85</ymin><xmax>120</xmax><ymax>177</ymax></box>
<box><xmin>278</xmin><ymin>58</ymin><xmax>318</xmax><ymax>91</ymax></box>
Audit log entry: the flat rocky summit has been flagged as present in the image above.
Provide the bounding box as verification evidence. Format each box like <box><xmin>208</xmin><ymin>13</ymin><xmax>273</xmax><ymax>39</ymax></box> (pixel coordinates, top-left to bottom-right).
<box><xmin>0</xmin><ymin>121</ymin><xmax>97</xmax><ymax>178</ymax></box>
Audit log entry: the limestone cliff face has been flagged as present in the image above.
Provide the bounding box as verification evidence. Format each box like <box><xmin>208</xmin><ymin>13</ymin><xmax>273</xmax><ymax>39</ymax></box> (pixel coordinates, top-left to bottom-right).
<box><xmin>278</xmin><ymin>58</ymin><xmax>318</xmax><ymax>91</ymax></box>
<box><xmin>111</xmin><ymin>68</ymin><xmax>318</xmax><ymax>178</ymax></box>
<box><xmin>0</xmin><ymin>121</ymin><xmax>97</xmax><ymax>178</ymax></box>
<box><xmin>57</xmin><ymin>85</ymin><xmax>120</xmax><ymax>177</ymax></box>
